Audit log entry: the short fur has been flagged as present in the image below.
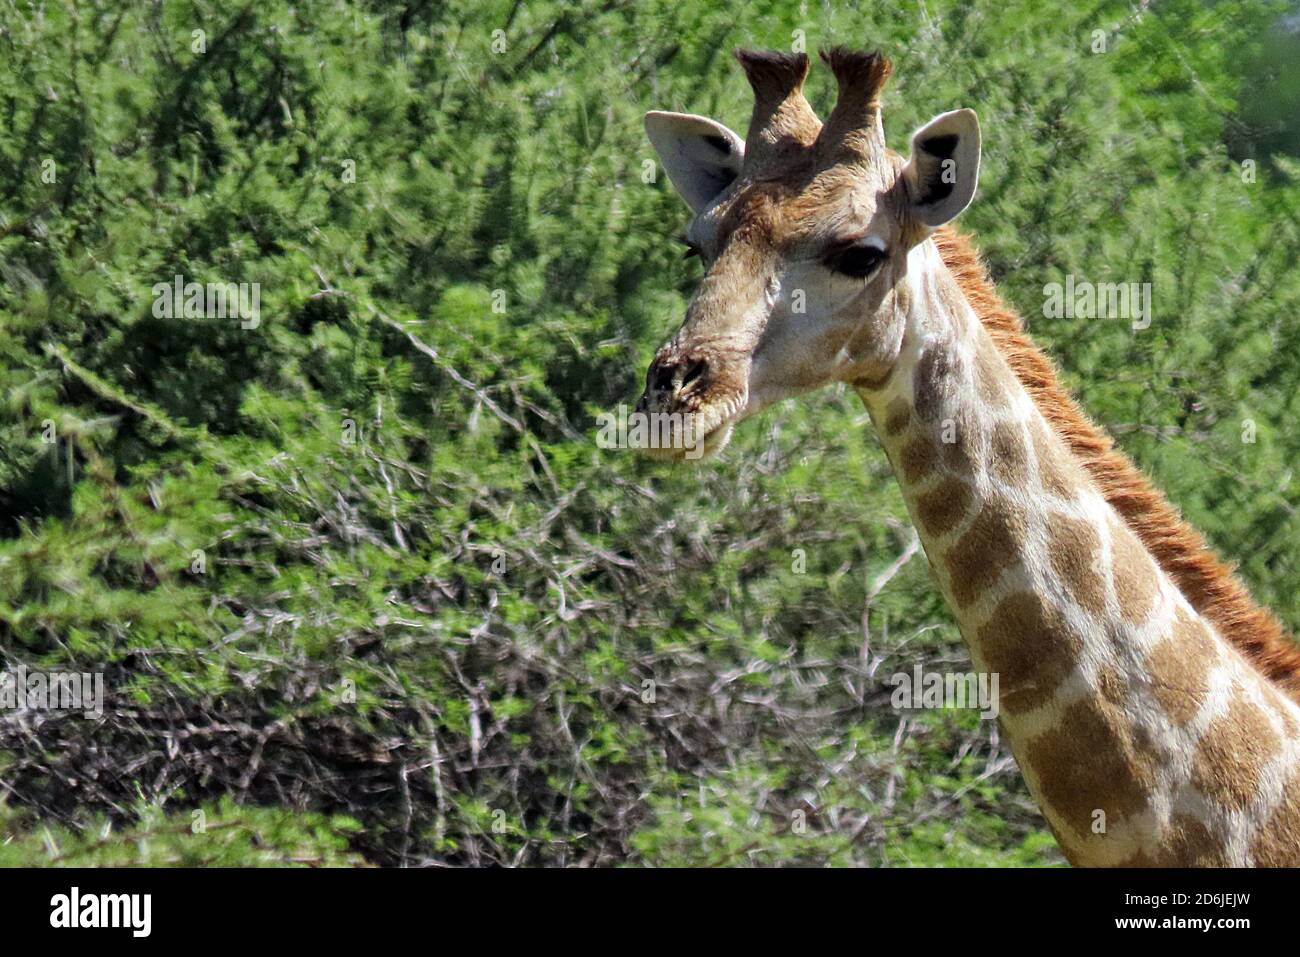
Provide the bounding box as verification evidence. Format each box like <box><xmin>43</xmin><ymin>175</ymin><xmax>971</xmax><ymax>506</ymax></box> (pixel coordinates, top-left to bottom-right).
<box><xmin>819</xmin><ymin>47</ymin><xmax>893</xmax><ymax>105</ymax></box>
<box><xmin>934</xmin><ymin>225</ymin><xmax>1300</xmax><ymax>702</ymax></box>
<box><xmin>733</xmin><ymin>50</ymin><xmax>822</xmax><ymax>171</ymax></box>
<box><xmin>733</xmin><ymin>49</ymin><xmax>810</xmax><ymax>99</ymax></box>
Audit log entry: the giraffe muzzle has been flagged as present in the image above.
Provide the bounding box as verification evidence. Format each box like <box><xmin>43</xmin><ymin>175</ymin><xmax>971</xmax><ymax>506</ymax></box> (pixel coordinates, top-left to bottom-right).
<box><xmin>641</xmin><ymin>355</ymin><xmax>709</xmax><ymax>412</ymax></box>
<box><xmin>634</xmin><ymin>349</ymin><xmax>747</xmax><ymax>460</ymax></box>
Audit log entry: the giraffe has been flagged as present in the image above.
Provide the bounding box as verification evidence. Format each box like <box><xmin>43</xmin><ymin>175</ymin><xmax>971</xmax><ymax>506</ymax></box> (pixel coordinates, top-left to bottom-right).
<box><xmin>636</xmin><ymin>47</ymin><xmax>1300</xmax><ymax>866</ymax></box>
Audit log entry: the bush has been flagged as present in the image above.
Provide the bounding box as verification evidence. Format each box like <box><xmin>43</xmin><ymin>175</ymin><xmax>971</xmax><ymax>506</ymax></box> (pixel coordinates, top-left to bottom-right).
<box><xmin>1</xmin><ymin>0</ymin><xmax>1297</xmax><ymax>866</ymax></box>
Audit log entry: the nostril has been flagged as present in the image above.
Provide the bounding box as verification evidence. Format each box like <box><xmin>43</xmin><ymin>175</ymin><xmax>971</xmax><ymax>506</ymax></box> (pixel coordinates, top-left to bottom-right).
<box><xmin>650</xmin><ymin>360</ymin><xmax>677</xmax><ymax>394</ymax></box>
<box><xmin>681</xmin><ymin>358</ymin><xmax>707</xmax><ymax>391</ymax></box>
<box><xmin>648</xmin><ymin>356</ymin><xmax>708</xmax><ymax>399</ymax></box>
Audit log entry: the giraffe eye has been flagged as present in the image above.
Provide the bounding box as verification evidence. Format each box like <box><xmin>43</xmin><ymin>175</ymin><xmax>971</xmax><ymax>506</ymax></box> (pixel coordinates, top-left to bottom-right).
<box><xmin>680</xmin><ymin>239</ymin><xmax>702</xmax><ymax>260</ymax></box>
<box><xmin>827</xmin><ymin>241</ymin><xmax>887</xmax><ymax>278</ymax></box>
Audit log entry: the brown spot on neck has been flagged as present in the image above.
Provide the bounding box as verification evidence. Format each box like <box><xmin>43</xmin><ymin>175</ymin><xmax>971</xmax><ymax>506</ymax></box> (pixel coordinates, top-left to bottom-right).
<box><xmin>883</xmin><ymin>397</ymin><xmax>911</xmax><ymax>436</ymax></box>
<box><xmin>1251</xmin><ymin>767</ymin><xmax>1300</xmax><ymax>865</ymax></box>
<box><xmin>989</xmin><ymin>420</ymin><xmax>1029</xmax><ymax>486</ymax></box>
<box><xmin>1109</xmin><ymin>516</ymin><xmax>1160</xmax><ymax>624</ymax></box>
<box><xmin>976</xmin><ymin>592</ymin><xmax>1084</xmax><ymax>714</ymax></box>
<box><xmin>941</xmin><ymin>415</ymin><xmax>983</xmax><ymax>474</ymax></box>
<box><xmin>915</xmin><ymin>479</ymin><xmax>972</xmax><ymax>538</ymax></box>
<box><xmin>1145</xmin><ymin>605</ymin><xmax>1216</xmax><ymax>726</ymax></box>
<box><xmin>1117</xmin><ymin>813</ymin><xmax>1229</xmax><ymax>867</ymax></box>
<box><xmin>944</xmin><ymin>499</ymin><xmax>1029</xmax><ymax>608</ymax></box>
<box><xmin>913</xmin><ymin>345</ymin><xmax>961</xmax><ymax>422</ymax></box>
<box><xmin>1029</xmin><ymin>418</ymin><xmax>1082</xmax><ymax>500</ymax></box>
<box><xmin>1025</xmin><ymin>695</ymin><xmax>1158</xmax><ymax>840</ymax></box>
<box><xmin>1045</xmin><ymin>515</ymin><xmax>1106</xmax><ymax>617</ymax></box>
<box><xmin>899</xmin><ymin>434</ymin><xmax>940</xmax><ymax>484</ymax></box>
<box><xmin>1191</xmin><ymin>695</ymin><xmax>1280</xmax><ymax>812</ymax></box>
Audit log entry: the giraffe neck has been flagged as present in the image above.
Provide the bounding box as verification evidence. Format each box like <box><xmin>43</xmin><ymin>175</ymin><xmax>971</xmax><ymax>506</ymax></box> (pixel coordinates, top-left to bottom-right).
<box><xmin>855</xmin><ymin>239</ymin><xmax>1300</xmax><ymax>866</ymax></box>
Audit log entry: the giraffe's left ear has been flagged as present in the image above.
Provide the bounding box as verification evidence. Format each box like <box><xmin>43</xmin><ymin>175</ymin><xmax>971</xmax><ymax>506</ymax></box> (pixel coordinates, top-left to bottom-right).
<box><xmin>900</xmin><ymin>109</ymin><xmax>981</xmax><ymax>228</ymax></box>
<box><xmin>645</xmin><ymin>111</ymin><xmax>746</xmax><ymax>213</ymax></box>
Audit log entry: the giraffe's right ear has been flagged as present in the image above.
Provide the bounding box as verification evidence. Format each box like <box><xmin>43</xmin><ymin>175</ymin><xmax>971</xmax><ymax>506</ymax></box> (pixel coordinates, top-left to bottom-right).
<box><xmin>645</xmin><ymin>111</ymin><xmax>745</xmax><ymax>214</ymax></box>
<box><xmin>900</xmin><ymin>109</ymin><xmax>981</xmax><ymax>228</ymax></box>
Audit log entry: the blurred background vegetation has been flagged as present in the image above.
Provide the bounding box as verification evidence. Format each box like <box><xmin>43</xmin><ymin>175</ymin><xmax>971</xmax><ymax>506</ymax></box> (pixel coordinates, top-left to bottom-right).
<box><xmin>2</xmin><ymin>0</ymin><xmax>1299</xmax><ymax>866</ymax></box>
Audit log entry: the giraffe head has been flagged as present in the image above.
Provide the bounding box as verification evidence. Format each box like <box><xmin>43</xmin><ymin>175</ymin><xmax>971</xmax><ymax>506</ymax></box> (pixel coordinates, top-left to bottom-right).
<box><xmin>636</xmin><ymin>49</ymin><xmax>981</xmax><ymax>460</ymax></box>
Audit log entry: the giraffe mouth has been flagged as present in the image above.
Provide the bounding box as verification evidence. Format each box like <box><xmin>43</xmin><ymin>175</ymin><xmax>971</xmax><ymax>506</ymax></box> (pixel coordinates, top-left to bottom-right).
<box><xmin>632</xmin><ymin>388</ymin><xmax>747</xmax><ymax>462</ymax></box>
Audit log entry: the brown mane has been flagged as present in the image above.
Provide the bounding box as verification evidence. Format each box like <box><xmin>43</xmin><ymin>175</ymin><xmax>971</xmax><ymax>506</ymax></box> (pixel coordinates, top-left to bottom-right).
<box><xmin>934</xmin><ymin>224</ymin><xmax>1300</xmax><ymax>703</ymax></box>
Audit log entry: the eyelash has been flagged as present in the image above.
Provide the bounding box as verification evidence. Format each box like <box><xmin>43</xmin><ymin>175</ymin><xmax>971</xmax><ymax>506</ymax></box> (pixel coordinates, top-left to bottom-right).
<box><xmin>826</xmin><ymin>242</ymin><xmax>887</xmax><ymax>278</ymax></box>
<box><xmin>680</xmin><ymin>239</ymin><xmax>701</xmax><ymax>260</ymax></box>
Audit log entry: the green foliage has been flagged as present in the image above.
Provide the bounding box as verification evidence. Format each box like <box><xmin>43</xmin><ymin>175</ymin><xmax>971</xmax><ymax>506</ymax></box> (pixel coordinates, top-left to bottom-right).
<box><xmin>1</xmin><ymin>0</ymin><xmax>1297</xmax><ymax>866</ymax></box>
<box><xmin>0</xmin><ymin>794</ymin><xmax>364</xmax><ymax>867</ymax></box>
